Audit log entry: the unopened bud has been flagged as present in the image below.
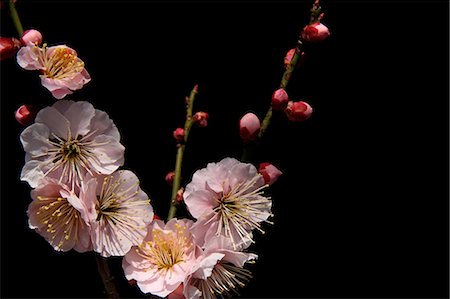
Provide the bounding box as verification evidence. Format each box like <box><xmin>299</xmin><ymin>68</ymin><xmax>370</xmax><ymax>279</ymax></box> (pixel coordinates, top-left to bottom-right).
<box><xmin>20</xmin><ymin>29</ymin><xmax>43</xmax><ymax>46</ymax></box>
<box><xmin>271</xmin><ymin>88</ymin><xmax>289</xmax><ymax>111</ymax></box>
<box><xmin>153</xmin><ymin>214</ymin><xmax>161</xmax><ymax>221</ymax></box>
<box><xmin>285</xmin><ymin>101</ymin><xmax>313</xmax><ymax>122</ymax></box>
<box><xmin>173</xmin><ymin>128</ymin><xmax>185</xmax><ymax>143</ymax></box>
<box><xmin>259</xmin><ymin>162</ymin><xmax>283</xmax><ymax>185</ymax></box>
<box><xmin>284</xmin><ymin>48</ymin><xmax>296</xmax><ymax>67</ymax></box>
<box><xmin>15</xmin><ymin>104</ymin><xmax>38</xmax><ymax>126</ymax></box>
<box><xmin>239</xmin><ymin>112</ymin><xmax>260</xmax><ymax>142</ymax></box>
<box><xmin>193</xmin><ymin>112</ymin><xmax>209</xmax><ymax>127</ymax></box>
<box><xmin>301</xmin><ymin>22</ymin><xmax>330</xmax><ymax>43</ymax></box>
<box><xmin>176</xmin><ymin>188</ymin><xmax>184</xmax><ymax>202</ymax></box>
<box><xmin>165</xmin><ymin>171</ymin><xmax>175</xmax><ymax>185</ymax></box>
<box><xmin>128</xmin><ymin>279</ymin><xmax>137</xmax><ymax>286</ymax></box>
<box><xmin>0</xmin><ymin>37</ymin><xmax>21</xmax><ymax>61</ymax></box>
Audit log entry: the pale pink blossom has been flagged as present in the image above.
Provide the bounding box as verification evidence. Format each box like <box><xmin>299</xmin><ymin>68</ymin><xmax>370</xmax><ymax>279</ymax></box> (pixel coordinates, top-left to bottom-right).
<box><xmin>258</xmin><ymin>162</ymin><xmax>283</xmax><ymax>185</ymax></box>
<box><xmin>184</xmin><ymin>158</ymin><xmax>272</xmax><ymax>249</ymax></box>
<box><xmin>81</xmin><ymin>170</ymin><xmax>153</xmax><ymax>257</ymax></box>
<box><xmin>20</xmin><ymin>100</ymin><xmax>125</xmax><ymax>189</ymax></box>
<box><xmin>182</xmin><ymin>235</ymin><xmax>257</xmax><ymax>299</ymax></box>
<box><xmin>239</xmin><ymin>113</ymin><xmax>260</xmax><ymax>142</ymax></box>
<box><xmin>122</xmin><ymin>218</ymin><xmax>200</xmax><ymax>298</ymax></box>
<box><xmin>16</xmin><ymin>43</ymin><xmax>90</xmax><ymax>99</ymax></box>
<box><xmin>27</xmin><ymin>177</ymin><xmax>91</xmax><ymax>252</ymax></box>
<box><xmin>20</xmin><ymin>29</ymin><xmax>43</xmax><ymax>46</ymax></box>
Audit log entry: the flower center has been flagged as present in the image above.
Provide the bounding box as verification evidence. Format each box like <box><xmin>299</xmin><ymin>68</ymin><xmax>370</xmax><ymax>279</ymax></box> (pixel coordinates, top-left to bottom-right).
<box><xmin>137</xmin><ymin>224</ymin><xmax>191</xmax><ymax>271</ymax></box>
<box><xmin>35</xmin><ymin>195</ymin><xmax>84</xmax><ymax>250</ymax></box>
<box><xmin>211</xmin><ymin>174</ymin><xmax>271</xmax><ymax>248</ymax></box>
<box><xmin>42</xmin><ymin>45</ymin><xmax>84</xmax><ymax>79</ymax></box>
<box><xmin>191</xmin><ymin>262</ymin><xmax>252</xmax><ymax>299</ymax></box>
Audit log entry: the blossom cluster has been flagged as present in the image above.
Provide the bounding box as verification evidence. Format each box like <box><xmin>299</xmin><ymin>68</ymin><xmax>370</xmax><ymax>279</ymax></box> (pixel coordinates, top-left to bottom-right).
<box><xmin>5</xmin><ymin>0</ymin><xmax>330</xmax><ymax>298</ymax></box>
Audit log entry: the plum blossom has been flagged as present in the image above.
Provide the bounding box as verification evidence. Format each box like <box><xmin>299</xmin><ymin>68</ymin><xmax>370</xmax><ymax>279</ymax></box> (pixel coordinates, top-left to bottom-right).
<box><xmin>20</xmin><ymin>100</ymin><xmax>125</xmax><ymax>189</ymax></box>
<box><xmin>184</xmin><ymin>158</ymin><xmax>272</xmax><ymax>249</ymax></box>
<box><xmin>181</xmin><ymin>235</ymin><xmax>257</xmax><ymax>299</ymax></box>
<box><xmin>27</xmin><ymin>177</ymin><xmax>91</xmax><ymax>252</ymax></box>
<box><xmin>82</xmin><ymin>170</ymin><xmax>154</xmax><ymax>257</ymax></box>
<box><xmin>16</xmin><ymin>42</ymin><xmax>90</xmax><ymax>99</ymax></box>
<box><xmin>122</xmin><ymin>218</ymin><xmax>200</xmax><ymax>298</ymax></box>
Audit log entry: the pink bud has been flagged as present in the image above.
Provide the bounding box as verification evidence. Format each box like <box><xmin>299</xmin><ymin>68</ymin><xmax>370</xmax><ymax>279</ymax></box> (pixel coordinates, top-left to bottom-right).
<box><xmin>15</xmin><ymin>104</ymin><xmax>38</xmax><ymax>126</ymax></box>
<box><xmin>165</xmin><ymin>171</ymin><xmax>175</xmax><ymax>185</ymax></box>
<box><xmin>0</xmin><ymin>37</ymin><xmax>21</xmax><ymax>61</ymax></box>
<box><xmin>239</xmin><ymin>112</ymin><xmax>260</xmax><ymax>142</ymax></box>
<box><xmin>20</xmin><ymin>29</ymin><xmax>43</xmax><ymax>46</ymax></box>
<box><xmin>285</xmin><ymin>101</ymin><xmax>313</xmax><ymax>122</ymax></box>
<box><xmin>301</xmin><ymin>22</ymin><xmax>330</xmax><ymax>43</ymax></box>
<box><xmin>173</xmin><ymin>127</ymin><xmax>185</xmax><ymax>143</ymax></box>
<box><xmin>284</xmin><ymin>48</ymin><xmax>296</xmax><ymax>67</ymax></box>
<box><xmin>271</xmin><ymin>88</ymin><xmax>289</xmax><ymax>111</ymax></box>
<box><xmin>259</xmin><ymin>162</ymin><xmax>283</xmax><ymax>185</ymax></box>
<box><xmin>176</xmin><ymin>188</ymin><xmax>184</xmax><ymax>203</ymax></box>
<box><xmin>193</xmin><ymin>111</ymin><xmax>209</xmax><ymax>127</ymax></box>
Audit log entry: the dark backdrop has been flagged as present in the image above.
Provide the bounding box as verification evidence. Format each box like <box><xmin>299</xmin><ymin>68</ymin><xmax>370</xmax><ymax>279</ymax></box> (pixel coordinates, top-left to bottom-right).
<box><xmin>1</xmin><ymin>1</ymin><xmax>448</xmax><ymax>298</ymax></box>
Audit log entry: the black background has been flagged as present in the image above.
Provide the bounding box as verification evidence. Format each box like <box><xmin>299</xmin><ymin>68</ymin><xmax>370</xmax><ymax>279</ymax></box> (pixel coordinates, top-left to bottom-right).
<box><xmin>1</xmin><ymin>0</ymin><xmax>448</xmax><ymax>298</ymax></box>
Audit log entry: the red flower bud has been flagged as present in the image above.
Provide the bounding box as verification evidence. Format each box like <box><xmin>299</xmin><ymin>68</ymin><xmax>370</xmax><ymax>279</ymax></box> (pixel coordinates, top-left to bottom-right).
<box><xmin>15</xmin><ymin>104</ymin><xmax>38</xmax><ymax>126</ymax></box>
<box><xmin>284</xmin><ymin>48</ymin><xmax>296</xmax><ymax>67</ymax></box>
<box><xmin>259</xmin><ymin>162</ymin><xmax>283</xmax><ymax>185</ymax></box>
<box><xmin>285</xmin><ymin>101</ymin><xmax>313</xmax><ymax>122</ymax></box>
<box><xmin>165</xmin><ymin>171</ymin><xmax>175</xmax><ymax>185</ymax></box>
<box><xmin>0</xmin><ymin>37</ymin><xmax>21</xmax><ymax>61</ymax></box>
<box><xmin>271</xmin><ymin>88</ymin><xmax>289</xmax><ymax>111</ymax></box>
<box><xmin>153</xmin><ymin>214</ymin><xmax>161</xmax><ymax>221</ymax></box>
<box><xmin>239</xmin><ymin>112</ymin><xmax>260</xmax><ymax>142</ymax></box>
<box><xmin>301</xmin><ymin>22</ymin><xmax>330</xmax><ymax>43</ymax></box>
<box><xmin>176</xmin><ymin>188</ymin><xmax>184</xmax><ymax>203</ymax></box>
<box><xmin>173</xmin><ymin>128</ymin><xmax>185</xmax><ymax>143</ymax></box>
<box><xmin>193</xmin><ymin>112</ymin><xmax>209</xmax><ymax>127</ymax></box>
<box><xmin>20</xmin><ymin>29</ymin><xmax>43</xmax><ymax>46</ymax></box>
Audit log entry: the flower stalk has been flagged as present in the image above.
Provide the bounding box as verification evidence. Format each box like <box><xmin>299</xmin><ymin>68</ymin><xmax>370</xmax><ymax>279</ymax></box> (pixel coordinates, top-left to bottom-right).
<box><xmin>95</xmin><ymin>255</ymin><xmax>120</xmax><ymax>299</ymax></box>
<box><xmin>167</xmin><ymin>85</ymin><xmax>199</xmax><ymax>220</ymax></box>
<box><xmin>8</xmin><ymin>0</ymin><xmax>24</xmax><ymax>36</ymax></box>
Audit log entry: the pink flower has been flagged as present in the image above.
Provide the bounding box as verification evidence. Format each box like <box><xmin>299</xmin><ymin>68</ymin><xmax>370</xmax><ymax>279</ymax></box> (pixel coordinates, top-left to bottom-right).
<box><xmin>81</xmin><ymin>170</ymin><xmax>153</xmax><ymax>257</ymax></box>
<box><xmin>239</xmin><ymin>112</ymin><xmax>260</xmax><ymax>142</ymax></box>
<box><xmin>16</xmin><ymin>43</ymin><xmax>90</xmax><ymax>99</ymax></box>
<box><xmin>258</xmin><ymin>162</ymin><xmax>283</xmax><ymax>185</ymax></box>
<box><xmin>20</xmin><ymin>29</ymin><xmax>43</xmax><ymax>46</ymax></box>
<box><xmin>27</xmin><ymin>178</ymin><xmax>92</xmax><ymax>252</ymax></box>
<box><xmin>184</xmin><ymin>158</ymin><xmax>272</xmax><ymax>249</ymax></box>
<box><xmin>271</xmin><ymin>88</ymin><xmax>289</xmax><ymax>111</ymax></box>
<box><xmin>173</xmin><ymin>127</ymin><xmax>185</xmax><ymax>143</ymax></box>
<box><xmin>122</xmin><ymin>218</ymin><xmax>200</xmax><ymax>298</ymax></box>
<box><xmin>285</xmin><ymin>100</ymin><xmax>313</xmax><ymax>122</ymax></box>
<box><xmin>301</xmin><ymin>22</ymin><xmax>330</xmax><ymax>43</ymax></box>
<box><xmin>182</xmin><ymin>235</ymin><xmax>257</xmax><ymax>299</ymax></box>
<box><xmin>20</xmin><ymin>100</ymin><xmax>125</xmax><ymax>189</ymax></box>
<box><xmin>0</xmin><ymin>37</ymin><xmax>21</xmax><ymax>61</ymax></box>
<box><xmin>193</xmin><ymin>112</ymin><xmax>209</xmax><ymax>127</ymax></box>
<box><xmin>15</xmin><ymin>104</ymin><xmax>38</xmax><ymax>126</ymax></box>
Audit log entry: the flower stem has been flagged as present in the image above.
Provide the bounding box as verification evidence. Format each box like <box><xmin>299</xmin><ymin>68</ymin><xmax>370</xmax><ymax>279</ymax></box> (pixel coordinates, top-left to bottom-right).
<box><xmin>95</xmin><ymin>255</ymin><xmax>120</xmax><ymax>299</ymax></box>
<box><xmin>258</xmin><ymin>39</ymin><xmax>303</xmax><ymax>139</ymax></box>
<box><xmin>8</xmin><ymin>0</ymin><xmax>24</xmax><ymax>36</ymax></box>
<box><xmin>167</xmin><ymin>85</ymin><xmax>199</xmax><ymax>221</ymax></box>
